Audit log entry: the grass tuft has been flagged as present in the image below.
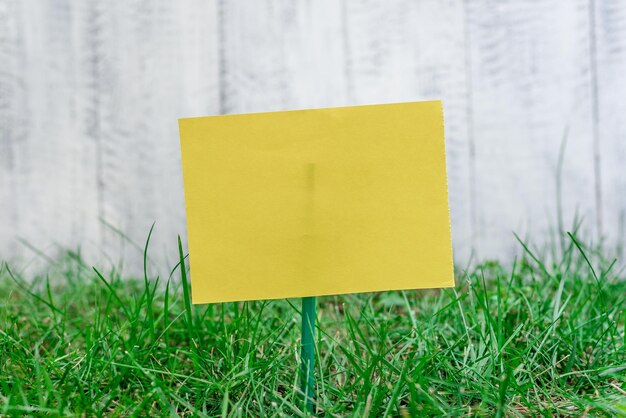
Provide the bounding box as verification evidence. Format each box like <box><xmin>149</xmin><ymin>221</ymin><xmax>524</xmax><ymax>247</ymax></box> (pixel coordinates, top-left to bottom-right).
<box><xmin>0</xmin><ymin>233</ymin><xmax>625</xmax><ymax>416</ymax></box>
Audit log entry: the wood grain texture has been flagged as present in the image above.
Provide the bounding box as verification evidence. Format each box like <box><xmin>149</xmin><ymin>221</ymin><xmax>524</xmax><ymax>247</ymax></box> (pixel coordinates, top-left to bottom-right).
<box><xmin>0</xmin><ymin>0</ymin><xmax>24</xmax><ymax>254</ymax></box>
<box><xmin>467</xmin><ymin>0</ymin><xmax>598</xmax><ymax>259</ymax></box>
<box><xmin>595</xmin><ymin>0</ymin><xmax>626</xmax><ymax>259</ymax></box>
<box><xmin>0</xmin><ymin>0</ymin><xmax>220</xmax><ymax>274</ymax></box>
<box><xmin>0</xmin><ymin>0</ymin><xmax>624</xmax><ymax>275</ymax></box>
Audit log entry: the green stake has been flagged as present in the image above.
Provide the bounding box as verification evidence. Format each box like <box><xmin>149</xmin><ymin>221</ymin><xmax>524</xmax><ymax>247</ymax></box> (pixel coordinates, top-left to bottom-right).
<box><xmin>300</xmin><ymin>296</ymin><xmax>316</xmax><ymax>411</ymax></box>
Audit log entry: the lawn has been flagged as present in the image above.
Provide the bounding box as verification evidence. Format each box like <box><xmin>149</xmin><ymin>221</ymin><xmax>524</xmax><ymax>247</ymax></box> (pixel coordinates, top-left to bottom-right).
<box><xmin>1</xmin><ymin>233</ymin><xmax>625</xmax><ymax>416</ymax></box>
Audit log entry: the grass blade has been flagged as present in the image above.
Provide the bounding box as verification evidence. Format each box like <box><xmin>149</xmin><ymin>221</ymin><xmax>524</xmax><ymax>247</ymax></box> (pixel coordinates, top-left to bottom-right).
<box><xmin>178</xmin><ymin>235</ymin><xmax>194</xmax><ymax>340</ymax></box>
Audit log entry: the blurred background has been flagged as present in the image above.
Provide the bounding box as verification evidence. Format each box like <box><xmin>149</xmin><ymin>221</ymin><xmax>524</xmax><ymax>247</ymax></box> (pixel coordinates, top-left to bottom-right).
<box><xmin>1</xmin><ymin>1</ymin><xmax>625</xmax><ymax>275</ymax></box>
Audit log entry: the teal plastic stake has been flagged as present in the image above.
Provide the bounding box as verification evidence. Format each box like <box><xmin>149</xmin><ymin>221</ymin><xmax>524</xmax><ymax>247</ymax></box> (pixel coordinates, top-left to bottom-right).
<box><xmin>300</xmin><ymin>296</ymin><xmax>316</xmax><ymax>411</ymax></box>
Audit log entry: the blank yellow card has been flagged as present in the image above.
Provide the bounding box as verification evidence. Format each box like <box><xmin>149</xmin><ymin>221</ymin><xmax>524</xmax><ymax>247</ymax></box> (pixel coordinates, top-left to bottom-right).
<box><xmin>179</xmin><ymin>101</ymin><xmax>454</xmax><ymax>304</ymax></box>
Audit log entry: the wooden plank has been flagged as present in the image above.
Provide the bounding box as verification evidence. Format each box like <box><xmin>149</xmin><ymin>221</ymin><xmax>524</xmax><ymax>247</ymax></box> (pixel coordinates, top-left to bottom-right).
<box><xmin>217</xmin><ymin>0</ymin><xmax>347</xmax><ymax>114</ymax></box>
<box><xmin>595</xmin><ymin>0</ymin><xmax>626</xmax><ymax>259</ymax></box>
<box><xmin>217</xmin><ymin>0</ymin><xmax>472</xmax><ymax>262</ymax></box>
<box><xmin>0</xmin><ymin>0</ymin><xmax>104</xmax><ymax>269</ymax></box>
<box><xmin>76</xmin><ymin>0</ymin><xmax>220</xmax><ymax>273</ymax></box>
<box><xmin>0</xmin><ymin>1</ymin><xmax>220</xmax><ymax>275</ymax></box>
<box><xmin>0</xmin><ymin>0</ymin><xmax>27</xmax><ymax>261</ymax></box>
<box><xmin>467</xmin><ymin>0</ymin><xmax>597</xmax><ymax>260</ymax></box>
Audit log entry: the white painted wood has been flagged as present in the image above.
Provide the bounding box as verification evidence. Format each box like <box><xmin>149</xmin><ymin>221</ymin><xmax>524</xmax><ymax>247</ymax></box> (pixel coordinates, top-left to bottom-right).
<box><xmin>0</xmin><ymin>0</ymin><xmax>220</xmax><ymax>275</ymax></box>
<box><xmin>467</xmin><ymin>0</ymin><xmax>598</xmax><ymax>260</ymax></box>
<box><xmin>595</xmin><ymin>0</ymin><xmax>626</xmax><ymax>260</ymax></box>
<box><xmin>0</xmin><ymin>0</ymin><xmax>624</xmax><ymax>275</ymax></box>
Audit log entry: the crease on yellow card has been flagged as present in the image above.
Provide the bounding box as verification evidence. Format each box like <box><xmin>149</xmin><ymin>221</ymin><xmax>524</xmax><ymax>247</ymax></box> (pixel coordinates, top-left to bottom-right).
<box><xmin>179</xmin><ymin>101</ymin><xmax>454</xmax><ymax>304</ymax></box>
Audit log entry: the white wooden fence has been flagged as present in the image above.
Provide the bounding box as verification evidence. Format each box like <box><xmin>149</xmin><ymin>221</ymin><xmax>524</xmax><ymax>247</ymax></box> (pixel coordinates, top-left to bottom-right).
<box><xmin>1</xmin><ymin>1</ymin><xmax>624</xmax><ymax>274</ymax></box>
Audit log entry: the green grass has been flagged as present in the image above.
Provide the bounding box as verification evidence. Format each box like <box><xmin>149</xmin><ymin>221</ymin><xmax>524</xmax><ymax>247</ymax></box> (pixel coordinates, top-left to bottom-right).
<box><xmin>1</xmin><ymin>232</ymin><xmax>625</xmax><ymax>417</ymax></box>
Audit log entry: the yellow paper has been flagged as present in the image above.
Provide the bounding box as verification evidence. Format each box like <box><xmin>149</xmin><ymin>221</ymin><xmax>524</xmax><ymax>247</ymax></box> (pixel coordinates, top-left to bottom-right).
<box><xmin>179</xmin><ymin>101</ymin><xmax>454</xmax><ymax>304</ymax></box>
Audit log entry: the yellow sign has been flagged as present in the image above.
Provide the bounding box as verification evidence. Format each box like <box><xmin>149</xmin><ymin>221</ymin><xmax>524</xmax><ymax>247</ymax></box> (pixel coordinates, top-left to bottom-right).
<box><xmin>179</xmin><ymin>101</ymin><xmax>454</xmax><ymax>304</ymax></box>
